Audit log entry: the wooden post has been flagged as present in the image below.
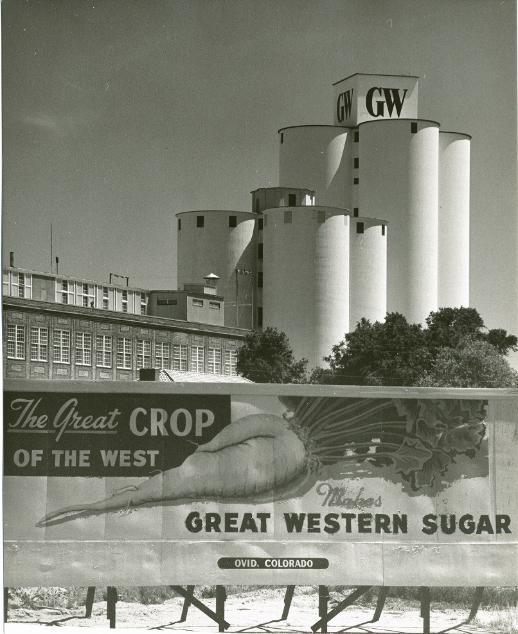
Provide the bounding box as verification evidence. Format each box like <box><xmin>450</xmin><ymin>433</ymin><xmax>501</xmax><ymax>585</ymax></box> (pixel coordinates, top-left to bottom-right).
<box><xmin>420</xmin><ymin>587</ymin><xmax>431</xmax><ymax>634</ymax></box>
<box><xmin>107</xmin><ymin>586</ymin><xmax>118</xmax><ymax>629</ymax></box>
<box><xmin>468</xmin><ymin>587</ymin><xmax>484</xmax><ymax>622</ymax></box>
<box><xmin>311</xmin><ymin>586</ymin><xmax>371</xmax><ymax>632</ymax></box>
<box><xmin>85</xmin><ymin>586</ymin><xmax>96</xmax><ymax>618</ymax></box>
<box><xmin>180</xmin><ymin>585</ymin><xmax>195</xmax><ymax>622</ymax></box>
<box><xmin>215</xmin><ymin>585</ymin><xmax>227</xmax><ymax>632</ymax></box>
<box><xmin>4</xmin><ymin>588</ymin><xmax>8</xmax><ymax>623</ymax></box>
<box><xmin>171</xmin><ymin>586</ymin><xmax>230</xmax><ymax>630</ymax></box>
<box><xmin>282</xmin><ymin>586</ymin><xmax>295</xmax><ymax>619</ymax></box>
<box><xmin>372</xmin><ymin>587</ymin><xmax>389</xmax><ymax>622</ymax></box>
<box><xmin>318</xmin><ymin>586</ymin><xmax>329</xmax><ymax>633</ymax></box>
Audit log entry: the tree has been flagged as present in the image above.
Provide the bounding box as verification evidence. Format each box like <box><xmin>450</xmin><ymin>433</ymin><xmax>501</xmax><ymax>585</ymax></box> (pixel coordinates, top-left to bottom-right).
<box><xmin>318</xmin><ymin>307</ymin><xmax>518</xmax><ymax>388</ymax></box>
<box><xmin>425</xmin><ymin>307</ymin><xmax>517</xmax><ymax>355</ymax></box>
<box><xmin>324</xmin><ymin>313</ymin><xmax>432</xmax><ymax>386</ymax></box>
<box><xmin>418</xmin><ymin>338</ymin><xmax>518</xmax><ymax>388</ymax></box>
<box><xmin>237</xmin><ymin>327</ymin><xmax>308</xmax><ymax>383</ymax></box>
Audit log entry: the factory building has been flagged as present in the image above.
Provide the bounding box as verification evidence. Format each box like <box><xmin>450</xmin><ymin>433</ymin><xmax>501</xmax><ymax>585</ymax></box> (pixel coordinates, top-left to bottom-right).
<box><xmin>176</xmin><ymin>72</ymin><xmax>471</xmax><ymax>370</ymax></box>
<box><xmin>2</xmin><ymin>266</ymin><xmax>247</xmax><ymax>381</ymax></box>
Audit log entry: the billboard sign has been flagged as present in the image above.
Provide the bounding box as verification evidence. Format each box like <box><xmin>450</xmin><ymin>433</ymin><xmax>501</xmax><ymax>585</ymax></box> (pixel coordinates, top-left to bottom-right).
<box><xmin>4</xmin><ymin>381</ymin><xmax>518</xmax><ymax>587</ymax></box>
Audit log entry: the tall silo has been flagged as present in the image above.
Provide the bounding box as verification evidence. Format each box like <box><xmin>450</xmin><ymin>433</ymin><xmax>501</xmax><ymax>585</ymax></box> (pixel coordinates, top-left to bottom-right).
<box><xmin>359</xmin><ymin>119</ymin><xmax>439</xmax><ymax>324</ymax></box>
<box><xmin>251</xmin><ymin>187</ymin><xmax>316</xmax><ymax>330</ymax></box>
<box><xmin>438</xmin><ymin>131</ymin><xmax>471</xmax><ymax>308</ymax></box>
<box><xmin>278</xmin><ymin>125</ymin><xmax>352</xmax><ymax>208</ymax></box>
<box><xmin>349</xmin><ymin>217</ymin><xmax>388</xmax><ymax>329</ymax></box>
<box><xmin>176</xmin><ymin>210</ymin><xmax>256</xmax><ymax>329</ymax></box>
<box><xmin>262</xmin><ymin>205</ymin><xmax>349</xmax><ymax>368</ymax></box>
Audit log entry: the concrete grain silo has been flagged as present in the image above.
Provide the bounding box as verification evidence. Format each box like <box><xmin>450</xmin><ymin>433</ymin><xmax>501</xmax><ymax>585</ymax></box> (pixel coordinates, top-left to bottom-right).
<box><xmin>262</xmin><ymin>205</ymin><xmax>350</xmax><ymax>368</ymax></box>
<box><xmin>359</xmin><ymin>119</ymin><xmax>439</xmax><ymax>323</ymax></box>
<box><xmin>438</xmin><ymin>131</ymin><xmax>471</xmax><ymax>308</ymax></box>
<box><xmin>176</xmin><ymin>210</ymin><xmax>256</xmax><ymax>329</ymax></box>
<box><xmin>349</xmin><ymin>217</ymin><xmax>388</xmax><ymax>329</ymax></box>
<box><xmin>278</xmin><ymin>125</ymin><xmax>352</xmax><ymax>208</ymax></box>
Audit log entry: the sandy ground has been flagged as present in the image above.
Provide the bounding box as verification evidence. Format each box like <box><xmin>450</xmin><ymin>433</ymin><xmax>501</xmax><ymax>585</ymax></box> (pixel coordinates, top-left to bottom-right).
<box><xmin>4</xmin><ymin>588</ymin><xmax>517</xmax><ymax>634</ymax></box>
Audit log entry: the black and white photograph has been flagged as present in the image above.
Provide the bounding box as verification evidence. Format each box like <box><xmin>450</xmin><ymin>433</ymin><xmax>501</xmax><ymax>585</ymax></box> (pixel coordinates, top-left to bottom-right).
<box><xmin>2</xmin><ymin>1</ymin><xmax>518</xmax><ymax>633</ymax></box>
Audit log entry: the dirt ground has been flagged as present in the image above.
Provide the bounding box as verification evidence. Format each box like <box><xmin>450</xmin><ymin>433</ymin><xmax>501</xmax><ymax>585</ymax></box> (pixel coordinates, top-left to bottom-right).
<box><xmin>5</xmin><ymin>588</ymin><xmax>518</xmax><ymax>633</ymax></box>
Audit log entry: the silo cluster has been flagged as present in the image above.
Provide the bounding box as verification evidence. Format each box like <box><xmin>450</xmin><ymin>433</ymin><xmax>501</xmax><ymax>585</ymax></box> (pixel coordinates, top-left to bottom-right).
<box><xmin>176</xmin><ymin>73</ymin><xmax>471</xmax><ymax>369</ymax></box>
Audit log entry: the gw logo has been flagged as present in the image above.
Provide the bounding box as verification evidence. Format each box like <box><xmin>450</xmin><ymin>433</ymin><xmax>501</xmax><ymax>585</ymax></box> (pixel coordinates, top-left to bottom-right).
<box><xmin>365</xmin><ymin>87</ymin><xmax>408</xmax><ymax>118</ymax></box>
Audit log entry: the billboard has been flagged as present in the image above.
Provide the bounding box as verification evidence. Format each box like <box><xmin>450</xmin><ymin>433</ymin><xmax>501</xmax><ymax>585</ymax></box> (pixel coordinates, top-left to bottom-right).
<box><xmin>4</xmin><ymin>380</ymin><xmax>518</xmax><ymax>586</ymax></box>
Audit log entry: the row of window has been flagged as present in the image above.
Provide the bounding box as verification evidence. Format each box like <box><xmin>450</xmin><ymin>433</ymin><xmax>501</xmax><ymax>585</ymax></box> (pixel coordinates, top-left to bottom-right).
<box><xmin>6</xmin><ymin>325</ymin><xmax>238</xmax><ymax>374</ymax></box>
<box><xmin>3</xmin><ymin>271</ymin><xmax>148</xmax><ymax>315</ymax></box>
<box><xmin>57</xmin><ymin>280</ymin><xmax>147</xmax><ymax>314</ymax></box>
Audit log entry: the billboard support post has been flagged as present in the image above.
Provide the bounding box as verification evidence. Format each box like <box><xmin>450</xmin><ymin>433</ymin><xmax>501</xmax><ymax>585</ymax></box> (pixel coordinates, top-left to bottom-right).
<box><xmin>85</xmin><ymin>587</ymin><xmax>95</xmax><ymax>618</ymax></box>
<box><xmin>170</xmin><ymin>586</ymin><xmax>230</xmax><ymax>630</ymax></box>
<box><xmin>281</xmin><ymin>585</ymin><xmax>295</xmax><ymax>619</ymax></box>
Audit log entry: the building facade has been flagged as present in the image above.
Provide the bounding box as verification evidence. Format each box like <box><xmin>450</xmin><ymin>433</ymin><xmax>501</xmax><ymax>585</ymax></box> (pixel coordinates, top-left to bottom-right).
<box><xmin>3</xmin><ymin>268</ymin><xmax>246</xmax><ymax>382</ymax></box>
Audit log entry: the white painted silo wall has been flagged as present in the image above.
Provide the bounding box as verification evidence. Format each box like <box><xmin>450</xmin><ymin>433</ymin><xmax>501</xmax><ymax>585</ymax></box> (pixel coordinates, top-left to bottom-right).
<box><xmin>349</xmin><ymin>219</ymin><xmax>387</xmax><ymax>329</ymax></box>
<box><xmin>279</xmin><ymin>126</ymin><xmax>351</xmax><ymax>208</ymax></box>
<box><xmin>359</xmin><ymin>120</ymin><xmax>439</xmax><ymax>323</ymax></box>
<box><xmin>263</xmin><ymin>206</ymin><xmax>349</xmax><ymax>369</ymax></box>
<box><xmin>438</xmin><ymin>132</ymin><xmax>470</xmax><ymax>308</ymax></box>
<box><xmin>176</xmin><ymin>210</ymin><xmax>256</xmax><ymax>328</ymax></box>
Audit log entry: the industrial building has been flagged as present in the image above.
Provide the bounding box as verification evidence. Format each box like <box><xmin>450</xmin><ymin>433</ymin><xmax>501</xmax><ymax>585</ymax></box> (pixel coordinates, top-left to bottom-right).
<box><xmin>177</xmin><ymin>73</ymin><xmax>471</xmax><ymax>368</ymax></box>
<box><xmin>2</xmin><ymin>266</ymin><xmax>246</xmax><ymax>381</ymax></box>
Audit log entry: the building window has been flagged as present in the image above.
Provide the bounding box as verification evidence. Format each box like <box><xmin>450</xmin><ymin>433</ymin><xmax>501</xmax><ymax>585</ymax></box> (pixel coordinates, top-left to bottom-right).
<box><xmin>411</xmin><ymin>121</ymin><xmax>418</xmax><ymax>133</ymax></box>
<box><xmin>102</xmin><ymin>287</ymin><xmax>109</xmax><ymax>310</ymax></box>
<box><xmin>288</xmin><ymin>193</ymin><xmax>296</xmax><ymax>206</ymax></box>
<box><xmin>257</xmin><ymin>272</ymin><xmax>263</xmax><ymax>288</ymax></box>
<box><xmin>196</xmin><ymin>215</ymin><xmax>204</xmax><ymax>228</ymax></box>
<box><xmin>155</xmin><ymin>342</ymin><xmax>170</xmax><ymax>369</ymax></box>
<box><xmin>353</xmin><ymin>157</ymin><xmax>359</xmax><ymax>169</ymax></box>
<box><xmin>258</xmin><ymin>243</ymin><xmax>263</xmax><ymax>260</ymax></box>
<box><xmin>11</xmin><ymin>272</ymin><xmax>32</xmax><ymax>299</ymax></box>
<box><xmin>53</xmin><ymin>329</ymin><xmax>70</xmax><ymax>363</ymax></box>
<box><xmin>59</xmin><ymin>279</ymin><xmax>74</xmax><ymax>305</ymax></box>
<box><xmin>178</xmin><ymin>218</ymin><xmax>181</xmax><ymax>231</ymax></box>
<box><xmin>116</xmin><ymin>337</ymin><xmax>132</xmax><ymax>369</ymax></box>
<box><xmin>317</xmin><ymin>209</ymin><xmax>326</xmax><ymax>223</ymax></box>
<box><xmin>255</xmin><ymin>198</ymin><xmax>260</xmax><ymax>213</ymax></box>
<box><xmin>353</xmin><ymin>208</ymin><xmax>359</xmax><ymax>217</ymax></box>
<box><xmin>353</xmin><ymin>130</ymin><xmax>359</xmax><ymax>142</ymax></box>
<box><xmin>30</xmin><ymin>326</ymin><xmax>48</xmax><ymax>362</ymax></box>
<box><xmin>257</xmin><ymin>307</ymin><xmax>263</xmax><ymax>327</ymax></box>
<box><xmin>284</xmin><ymin>210</ymin><xmax>292</xmax><ymax>223</ymax></box>
<box><xmin>7</xmin><ymin>324</ymin><xmax>26</xmax><ymax>359</ymax></box>
<box><xmin>209</xmin><ymin>301</ymin><xmax>221</xmax><ymax>310</ymax></box>
<box><xmin>157</xmin><ymin>298</ymin><xmax>177</xmax><ymax>306</ymax></box>
<box><xmin>140</xmin><ymin>293</ymin><xmax>147</xmax><ymax>315</ymax></box>
<box><xmin>136</xmin><ymin>339</ymin><xmax>151</xmax><ymax>369</ymax></box>
<box><xmin>229</xmin><ymin>215</ymin><xmax>237</xmax><ymax>228</ymax></box>
<box><xmin>172</xmin><ymin>344</ymin><xmax>188</xmax><ymax>371</ymax></box>
<box><xmin>192</xmin><ymin>298</ymin><xmax>204</xmax><ymax>307</ymax></box>
<box><xmin>75</xmin><ymin>332</ymin><xmax>92</xmax><ymax>366</ymax></box>
<box><xmin>280</xmin><ymin>132</ymin><xmax>284</xmax><ymax>143</ymax></box>
<box><xmin>258</xmin><ymin>218</ymin><xmax>263</xmax><ymax>230</ymax></box>
<box><xmin>356</xmin><ymin>222</ymin><xmax>365</xmax><ymax>234</ymax></box>
<box><xmin>353</xmin><ymin>177</ymin><xmax>359</xmax><ymax>185</ymax></box>
<box><xmin>207</xmin><ymin>347</ymin><xmax>222</xmax><ymax>374</ymax></box>
<box><xmin>191</xmin><ymin>345</ymin><xmax>205</xmax><ymax>373</ymax></box>
<box><xmin>224</xmin><ymin>350</ymin><xmax>237</xmax><ymax>376</ymax></box>
<box><xmin>77</xmin><ymin>282</ymin><xmax>95</xmax><ymax>308</ymax></box>
<box><xmin>121</xmin><ymin>290</ymin><xmax>128</xmax><ymax>313</ymax></box>
<box><xmin>96</xmin><ymin>335</ymin><xmax>112</xmax><ymax>368</ymax></box>
<box><xmin>382</xmin><ymin>225</ymin><xmax>386</xmax><ymax>236</ymax></box>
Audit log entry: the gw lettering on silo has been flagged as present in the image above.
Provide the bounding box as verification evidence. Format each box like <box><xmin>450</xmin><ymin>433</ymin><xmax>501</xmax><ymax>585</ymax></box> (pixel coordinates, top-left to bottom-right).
<box><xmin>365</xmin><ymin>87</ymin><xmax>408</xmax><ymax>118</ymax></box>
<box><xmin>336</xmin><ymin>89</ymin><xmax>354</xmax><ymax>123</ymax></box>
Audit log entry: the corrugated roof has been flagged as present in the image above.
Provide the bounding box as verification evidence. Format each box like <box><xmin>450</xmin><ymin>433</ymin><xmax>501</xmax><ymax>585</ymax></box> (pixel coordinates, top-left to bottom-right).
<box><xmin>159</xmin><ymin>369</ymin><xmax>253</xmax><ymax>383</ymax></box>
